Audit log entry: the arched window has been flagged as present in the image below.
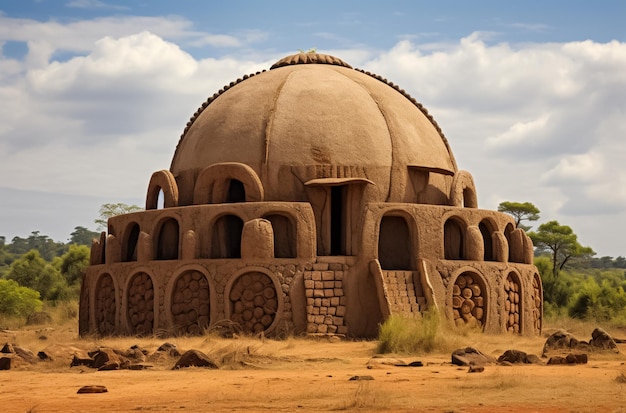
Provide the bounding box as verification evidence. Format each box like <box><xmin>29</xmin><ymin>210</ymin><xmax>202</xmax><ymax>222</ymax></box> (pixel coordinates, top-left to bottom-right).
<box><xmin>264</xmin><ymin>214</ymin><xmax>297</xmax><ymax>258</ymax></box>
<box><xmin>504</xmin><ymin>223</ymin><xmax>515</xmax><ymax>262</ymax></box>
<box><xmin>444</xmin><ymin>218</ymin><xmax>465</xmax><ymax>260</ymax></box>
<box><xmin>226</xmin><ymin>179</ymin><xmax>246</xmax><ymax>203</ymax></box>
<box><xmin>378</xmin><ymin>215</ymin><xmax>413</xmax><ymax>269</ymax></box>
<box><xmin>479</xmin><ymin>220</ymin><xmax>495</xmax><ymax>261</ymax></box>
<box><xmin>156</xmin><ymin>218</ymin><xmax>179</xmax><ymax>260</ymax></box>
<box><xmin>123</xmin><ymin>223</ymin><xmax>140</xmax><ymax>262</ymax></box>
<box><xmin>211</xmin><ymin>215</ymin><xmax>243</xmax><ymax>258</ymax></box>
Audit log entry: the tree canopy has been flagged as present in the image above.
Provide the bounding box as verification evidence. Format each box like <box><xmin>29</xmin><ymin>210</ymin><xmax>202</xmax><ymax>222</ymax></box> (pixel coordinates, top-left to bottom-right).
<box><xmin>0</xmin><ymin>279</ymin><xmax>42</xmax><ymax>316</ymax></box>
<box><xmin>497</xmin><ymin>201</ymin><xmax>540</xmax><ymax>231</ymax></box>
<box><xmin>70</xmin><ymin>226</ymin><xmax>100</xmax><ymax>246</ymax></box>
<box><xmin>95</xmin><ymin>203</ymin><xmax>143</xmax><ymax>230</ymax></box>
<box><xmin>528</xmin><ymin>220</ymin><xmax>595</xmax><ymax>277</ymax></box>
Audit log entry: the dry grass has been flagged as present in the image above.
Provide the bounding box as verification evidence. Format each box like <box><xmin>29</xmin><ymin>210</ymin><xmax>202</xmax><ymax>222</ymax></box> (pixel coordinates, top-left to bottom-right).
<box><xmin>3</xmin><ymin>311</ymin><xmax>626</xmax><ymax>412</ymax></box>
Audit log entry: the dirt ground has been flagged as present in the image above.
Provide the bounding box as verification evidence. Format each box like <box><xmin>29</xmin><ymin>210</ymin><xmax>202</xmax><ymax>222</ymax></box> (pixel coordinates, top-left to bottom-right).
<box><xmin>1</xmin><ymin>323</ymin><xmax>626</xmax><ymax>413</ymax></box>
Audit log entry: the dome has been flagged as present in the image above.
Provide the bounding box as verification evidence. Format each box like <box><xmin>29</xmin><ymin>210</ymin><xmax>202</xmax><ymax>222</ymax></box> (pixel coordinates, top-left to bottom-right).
<box><xmin>170</xmin><ymin>53</ymin><xmax>458</xmax><ymax>204</ymax></box>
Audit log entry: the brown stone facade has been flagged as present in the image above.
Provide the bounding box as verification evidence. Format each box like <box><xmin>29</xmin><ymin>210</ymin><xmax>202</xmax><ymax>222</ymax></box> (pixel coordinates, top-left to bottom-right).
<box><xmin>80</xmin><ymin>53</ymin><xmax>542</xmax><ymax>338</ymax></box>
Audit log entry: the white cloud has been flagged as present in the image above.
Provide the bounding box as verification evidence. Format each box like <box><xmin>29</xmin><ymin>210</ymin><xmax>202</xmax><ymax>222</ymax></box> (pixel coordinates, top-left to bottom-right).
<box><xmin>542</xmin><ymin>153</ymin><xmax>605</xmax><ymax>186</ymax></box>
<box><xmin>1</xmin><ymin>20</ymin><xmax>626</xmax><ymax>255</ymax></box>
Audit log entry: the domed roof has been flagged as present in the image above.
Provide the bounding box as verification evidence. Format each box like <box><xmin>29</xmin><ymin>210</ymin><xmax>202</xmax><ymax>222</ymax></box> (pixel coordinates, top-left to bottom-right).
<box><xmin>170</xmin><ymin>53</ymin><xmax>457</xmax><ymax>202</ymax></box>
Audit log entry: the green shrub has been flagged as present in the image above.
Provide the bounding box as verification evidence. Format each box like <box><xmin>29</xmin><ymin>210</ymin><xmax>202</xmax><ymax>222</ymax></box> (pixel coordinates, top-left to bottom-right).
<box><xmin>0</xmin><ymin>279</ymin><xmax>43</xmax><ymax>317</ymax></box>
<box><xmin>377</xmin><ymin>309</ymin><xmax>443</xmax><ymax>354</ymax></box>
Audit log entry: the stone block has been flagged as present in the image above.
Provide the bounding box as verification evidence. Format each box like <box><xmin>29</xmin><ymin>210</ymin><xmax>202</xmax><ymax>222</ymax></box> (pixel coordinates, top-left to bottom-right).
<box><xmin>312</xmin><ymin>271</ymin><xmax>322</xmax><ymax>281</ymax></box>
<box><xmin>324</xmin><ymin>289</ymin><xmax>334</xmax><ymax>297</ymax></box>
<box><xmin>324</xmin><ymin>315</ymin><xmax>334</xmax><ymax>325</ymax></box>
<box><xmin>328</xmin><ymin>307</ymin><xmax>336</xmax><ymax>315</ymax></box>
<box><xmin>323</xmin><ymin>281</ymin><xmax>335</xmax><ymax>288</ymax></box>
<box><xmin>317</xmin><ymin>324</ymin><xmax>328</xmax><ymax>333</ymax></box>
<box><xmin>337</xmin><ymin>326</ymin><xmax>348</xmax><ymax>335</ymax></box>
<box><xmin>313</xmin><ymin>263</ymin><xmax>329</xmax><ymax>271</ymax></box>
<box><xmin>314</xmin><ymin>298</ymin><xmax>322</xmax><ymax>306</ymax></box>
<box><xmin>329</xmin><ymin>263</ymin><xmax>343</xmax><ymax>271</ymax></box>
<box><xmin>314</xmin><ymin>281</ymin><xmax>324</xmax><ymax>289</ymax></box>
<box><xmin>304</xmin><ymin>272</ymin><xmax>312</xmax><ymax>280</ymax></box>
<box><xmin>304</xmin><ymin>280</ymin><xmax>315</xmax><ymax>289</ymax></box>
<box><xmin>322</xmin><ymin>271</ymin><xmax>335</xmax><ymax>281</ymax></box>
<box><xmin>305</xmin><ymin>289</ymin><xmax>313</xmax><ymax>298</ymax></box>
<box><xmin>335</xmin><ymin>271</ymin><xmax>344</xmax><ymax>281</ymax></box>
<box><xmin>334</xmin><ymin>288</ymin><xmax>344</xmax><ymax>296</ymax></box>
<box><xmin>330</xmin><ymin>297</ymin><xmax>340</xmax><ymax>306</ymax></box>
<box><xmin>312</xmin><ymin>307</ymin><xmax>320</xmax><ymax>315</ymax></box>
<box><xmin>321</xmin><ymin>298</ymin><xmax>330</xmax><ymax>307</ymax></box>
<box><xmin>306</xmin><ymin>305</ymin><xmax>314</xmax><ymax>314</ymax></box>
<box><xmin>314</xmin><ymin>289</ymin><xmax>324</xmax><ymax>297</ymax></box>
<box><xmin>336</xmin><ymin>306</ymin><xmax>346</xmax><ymax>317</ymax></box>
<box><xmin>333</xmin><ymin>317</ymin><xmax>344</xmax><ymax>326</ymax></box>
<box><xmin>307</xmin><ymin>323</ymin><xmax>317</xmax><ymax>333</ymax></box>
<box><xmin>327</xmin><ymin>325</ymin><xmax>338</xmax><ymax>333</ymax></box>
<box><xmin>314</xmin><ymin>315</ymin><xmax>325</xmax><ymax>324</ymax></box>
<box><xmin>320</xmin><ymin>307</ymin><xmax>328</xmax><ymax>315</ymax></box>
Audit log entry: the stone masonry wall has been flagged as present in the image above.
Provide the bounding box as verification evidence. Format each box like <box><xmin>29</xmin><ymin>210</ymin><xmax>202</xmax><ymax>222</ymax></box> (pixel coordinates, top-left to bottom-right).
<box><xmin>304</xmin><ymin>262</ymin><xmax>348</xmax><ymax>335</ymax></box>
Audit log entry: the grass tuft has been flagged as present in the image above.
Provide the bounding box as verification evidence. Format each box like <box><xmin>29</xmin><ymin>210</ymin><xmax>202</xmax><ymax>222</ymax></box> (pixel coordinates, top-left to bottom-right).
<box><xmin>377</xmin><ymin>309</ymin><xmax>456</xmax><ymax>355</ymax></box>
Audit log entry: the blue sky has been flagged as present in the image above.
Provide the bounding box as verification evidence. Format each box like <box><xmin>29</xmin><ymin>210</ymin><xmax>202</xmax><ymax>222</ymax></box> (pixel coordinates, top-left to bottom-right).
<box><xmin>1</xmin><ymin>0</ymin><xmax>626</xmax><ymax>257</ymax></box>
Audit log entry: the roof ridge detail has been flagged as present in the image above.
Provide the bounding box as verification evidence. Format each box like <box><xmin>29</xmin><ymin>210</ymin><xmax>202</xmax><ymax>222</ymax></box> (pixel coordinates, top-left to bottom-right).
<box><xmin>270</xmin><ymin>53</ymin><xmax>352</xmax><ymax>70</ymax></box>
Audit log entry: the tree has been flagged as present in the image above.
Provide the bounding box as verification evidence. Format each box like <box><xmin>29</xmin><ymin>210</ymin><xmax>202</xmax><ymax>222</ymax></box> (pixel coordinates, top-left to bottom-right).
<box><xmin>6</xmin><ymin>250</ymin><xmax>68</xmax><ymax>300</ymax></box>
<box><xmin>58</xmin><ymin>244</ymin><xmax>90</xmax><ymax>286</ymax></box>
<box><xmin>497</xmin><ymin>201</ymin><xmax>540</xmax><ymax>231</ymax></box>
<box><xmin>70</xmin><ymin>226</ymin><xmax>100</xmax><ymax>246</ymax></box>
<box><xmin>95</xmin><ymin>203</ymin><xmax>143</xmax><ymax>230</ymax></box>
<box><xmin>7</xmin><ymin>231</ymin><xmax>66</xmax><ymax>261</ymax></box>
<box><xmin>528</xmin><ymin>220</ymin><xmax>595</xmax><ymax>277</ymax></box>
<box><xmin>0</xmin><ymin>279</ymin><xmax>42</xmax><ymax>316</ymax></box>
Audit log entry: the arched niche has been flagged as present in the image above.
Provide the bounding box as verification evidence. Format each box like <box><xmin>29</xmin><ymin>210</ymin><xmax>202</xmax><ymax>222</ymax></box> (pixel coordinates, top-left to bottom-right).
<box><xmin>504</xmin><ymin>222</ymin><xmax>515</xmax><ymax>262</ymax></box>
<box><xmin>226</xmin><ymin>269</ymin><xmax>281</xmax><ymax>334</ymax></box>
<box><xmin>126</xmin><ymin>272</ymin><xmax>154</xmax><ymax>336</ymax></box>
<box><xmin>170</xmin><ymin>270</ymin><xmax>211</xmax><ymax>335</ymax></box>
<box><xmin>122</xmin><ymin>222</ymin><xmax>140</xmax><ymax>262</ymax></box>
<box><xmin>478</xmin><ymin>219</ymin><xmax>497</xmax><ymax>262</ymax></box>
<box><xmin>95</xmin><ymin>273</ymin><xmax>116</xmax><ymax>335</ymax></box>
<box><xmin>155</xmin><ymin>218</ymin><xmax>180</xmax><ymax>260</ymax></box>
<box><xmin>449</xmin><ymin>170</ymin><xmax>477</xmax><ymax>208</ymax></box>
<box><xmin>444</xmin><ymin>217</ymin><xmax>465</xmax><ymax>260</ymax></box>
<box><xmin>146</xmin><ymin>170</ymin><xmax>179</xmax><ymax>210</ymax></box>
<box><xmin>263</xmin><ymin>213</ymin><xmax>297</xmax><ymax>258</ymax></box>
<box><xmin>451</xmin><ymin>271</ymin><xmax>487</xmax><ymax>330</ymax></box>
<box><xmin>211</xmin><ymin>214</ymin><xmax>244</xmax><ymax>258</ymax></box>
<box><xmin>504</xmin><ymin>271</ymin><xmax>522</xmax><ymax>334</ymax></box>
<box><xmin>532</xmin><ymin>273</ymin><xmax>543</xmax><ymax>334</ymax></box>
<box><xmin>193</xmin><ymin>162</ymin><xmax>264</xmax><ymax>204</ymax></box>
<box><xmin>378</xmin><ymin>213</ymin><xmax>415</xmax><ymax>270</ymax></box>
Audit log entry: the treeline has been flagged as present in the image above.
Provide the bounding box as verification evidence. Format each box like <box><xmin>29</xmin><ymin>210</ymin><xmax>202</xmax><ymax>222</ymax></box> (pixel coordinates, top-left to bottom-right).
<box><xmin>0</xmin><ymin>227</ymin><xmax>100</xmax><ymax>316</ymax></box>
<box><xmin>0</xmin><ymin>203</ymin><xmax>140</xmax><ymax>318</ymax></box>
<box><xmin>499</xmin><ymin>201</ymin><xmax>626</xmax><ymax>323</ymax></box>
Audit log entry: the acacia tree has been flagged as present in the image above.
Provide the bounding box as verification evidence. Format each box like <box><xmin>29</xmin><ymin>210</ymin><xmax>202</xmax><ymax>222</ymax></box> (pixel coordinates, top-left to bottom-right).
<box><xmin>497</xmin><ymin>201</ymin><xmax>540</xmax><ymax>231</ymax></box>
<box><xmin>70</xmin><ymin>226</ymin><xmax>100</xmax><ymax>246</ymax></box>
<box><xmin>95</xmin><ymin>203</ymin><xmax>143</xmax><ymax>230</ymax></box>
<box><xmin>528</xmin><ymin>220</ymin><xmax>595</xmax><ymax>277</ymax></box>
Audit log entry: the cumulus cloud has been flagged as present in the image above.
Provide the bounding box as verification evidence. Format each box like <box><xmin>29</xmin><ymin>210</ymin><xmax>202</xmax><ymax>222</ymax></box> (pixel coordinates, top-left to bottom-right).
<box><xmin>1</xmin><ymin>17</ymin><xmax>626</xmax><ymax>254</ymax></box>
